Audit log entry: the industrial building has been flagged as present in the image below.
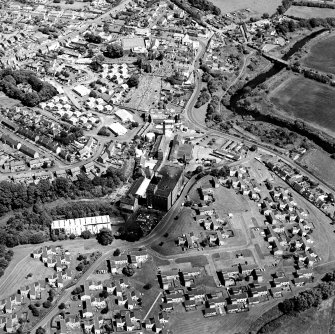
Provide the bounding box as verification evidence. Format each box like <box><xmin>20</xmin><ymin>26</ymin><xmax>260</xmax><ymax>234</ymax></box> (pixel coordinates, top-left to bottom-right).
<box><xmin>146</xmin><ymin>164</ymin><xmax>184</xmax><ymax>211</ymax></box>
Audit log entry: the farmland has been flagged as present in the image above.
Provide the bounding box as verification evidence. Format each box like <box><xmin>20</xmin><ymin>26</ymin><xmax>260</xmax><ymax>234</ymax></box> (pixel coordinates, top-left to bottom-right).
<box><xmin>209</xmin><ymin>0</ymin><xmax>281</xmax><ymax>15</ymax></box>
<box><xmin>270</xmin><ymin>75</ymin><xmax>335</xmax><ymax>137</ymax></box>
<box><xmin>302</xmin><ymin>35</ymin><xmax>335</xmax><ymax>75</ymax></box>
<box><xmin>286</xmin><ymin>5</ymin><xmax>335</xmax><ymax>19</ymax></box>
<box><xmin>299</xmin><ymin>149</ymin><xmax>335</xmax><ymax>188</ymax></box>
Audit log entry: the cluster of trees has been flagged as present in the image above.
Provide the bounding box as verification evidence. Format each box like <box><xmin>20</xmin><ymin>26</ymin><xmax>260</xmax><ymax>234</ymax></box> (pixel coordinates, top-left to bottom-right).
<box><xmin>54</xmin><ymin>127</ymin><xmax>83</xmax><ymax>146</ymax></box>
<box><xmin>38</xmin><ymin>26</ymin><xmax>59</xmax><ymax>38</ymax></box>
<box><xmin>0</xmin><ymin>245</ymin><xmax>13</xmax><ymax>278</ymax></box>
<box><xmin>0</xmin><ymin>69</ymin><xmax>58</xmax><ymax>107</ymax></box>
<box><xmin>105</xmin><ymin>43</ymin><xmax>123</xmax><ymax>58</ymax></box>
<box><xmin>187</xmin><ymin>0</ymin><xmax>221</xmax><ymax>15</ymax></box>
<box><xmin>84</xmin><ymin>33</ymin><xmax>102</xmax><ymax>44</ymax></box>
<box><xmin>276</xmin><ymin>0</ymin><xmax>294</xmax><ymax>15</ymax></box>
<box><xmin>0</xmin><ymin>208</ymin><xmax>52</xmax><ymax>248</ymax></box>
<box><xmin>50</xmin><ymin>201</ymin><xmax>119</xmax><ymax>220</ymax></box>
<box><xmin>195</xmin><ymin>88</ymin><xmax>210</xmax><ymax>108</ymax></box>
<box><xmin>0</xmin><ymin>168</ymin><xmax>126</xmax><ymax>247</ymax></box>
<box><xmin>293</xmin><ymin>1</ymin><xmax>335</xmax><ymax>9</ymax></box>
<box><xmin>206</xmin><ymin>95</ymin><xmax>222</xmax><ymax>123</ymax></box>
<box><xmin>170</xmin><ymin>0</ymin><xmax>202</xmax><ymax>21</ymax></box>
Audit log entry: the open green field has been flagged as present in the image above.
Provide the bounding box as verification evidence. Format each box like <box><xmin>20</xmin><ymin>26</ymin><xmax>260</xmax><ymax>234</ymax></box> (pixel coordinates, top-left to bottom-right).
<box><xmin>175</xmin><ymin>255</ymin><xmax>208</xmax><ymax>267</ymax></box>
<box><xmin>0</xmin><ymin>92</ymin><xmax>20</xmax><ymax>108</ymax></box>
<box><xmin>286</xmin><ymin>5</ymin><xmax>335</xmax><ymax>18</ymax></box>
<box><xmin>210</xmin><ymin>0</ymin><xmax>281</xmax><ymax>14</ymax></box>
<box><xmin>270</xmin><ymin>75</ymin><xmax>335</xmax><ymax>137</ymax></box>
<box><xmin>299</xmin><ymin>149</ymin><xmax>335</xmax><ymax>188</ymax></box>
<box><xmin>166</xmin><ymin>299</ymin><xmax>280</xmax><ymax>334</ymax></box>
<box><xmin>150</xmin><ymin>207</ymin><xmax>202</xmax><ymax>256</ymax></box>
<box><xmin>303</xmin><ymin>35</ymin><xmax>335</xmax><ymax>75</ymax></box>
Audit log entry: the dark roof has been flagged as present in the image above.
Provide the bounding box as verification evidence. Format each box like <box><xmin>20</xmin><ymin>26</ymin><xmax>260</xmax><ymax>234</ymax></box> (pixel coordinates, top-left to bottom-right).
<box><xmin>153</xmin><ymin>164</ymin><xmax>183</xmax><ymax>199</ymax></box>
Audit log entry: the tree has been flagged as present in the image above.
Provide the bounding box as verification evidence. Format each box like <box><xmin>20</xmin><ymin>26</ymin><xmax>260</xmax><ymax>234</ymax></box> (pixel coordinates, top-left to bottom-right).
<box><xmin>58</xmin><ymin>303</ymin><xmax>66</xmax><ymax>310</ymax></box>
<box><xmin>105</xmin><ymin>43</ymin><xmax>123</xmax><ymax>58</ymax></box>
<box><xmin>96</xmin><ymin>228</ymin><xmax>114</xmax><ymax>246</ymax></box>
<box><xmin>43</xmin><ymin>300</ymin><xmax>52</xmax><ymax>308</ymax></box>
<box><xmin>76</xmin><ymin>263</ymin><xmax>84</xmax><ymax>271</ymax></box>
<box><xmin>113</xmin><ymin>248</ymin><xmax>121</xmax><ymax>256</ymax></box>
<box><xmin>89</xmin><ymin>90</ymin><xmax>97</xmax><ymax>98</ymax></box>
<box><xmin>143</xmin><ymin>283</ymin><xmax>152</xmax><ymax>290</ymax></box>
<box><xmin>127</xmin><ymin>75</ymin><xmax>139</xmax><ymax>88</ymax></box>
<box><xmin>98</xmin><ymin>126</ymin><xmax>110</xmax><ymax>137</ymax></box>
<box><xmin>249</xmin><ymin>144</ymin><xmax>258</xmax><ymax>152</ymax></box>
<box><xmin>99</xmin><ymin>290</ymin><xmax>109</xmax><ymax>298</ymax></box>
<box><xmin>81</xmin><ymin>230</ymin><xmax>92</xmax><ymax>239</ymax></box>
<box><xmin>69</xmin><ymin>234</ymin><xmax>76</xmax><ymax>240</ymax></box>
<box><xmin>72</xmin><ymin>286</ymin><xmax>83</xmax><ymax>295</ymax></box>
<box><xmin>262</xmin><ymin>12</ymin><xmax>270</xmax><ymax>19</ymax></box>
<box><xmin>122</xmin><ymin>265</ymin><xmax>135</xmax><ymax>277</ymax></box>
<box><xmin>36</xmin><ymin>327</ymin><xmax>45</xmax><ymax>334</ymax></box>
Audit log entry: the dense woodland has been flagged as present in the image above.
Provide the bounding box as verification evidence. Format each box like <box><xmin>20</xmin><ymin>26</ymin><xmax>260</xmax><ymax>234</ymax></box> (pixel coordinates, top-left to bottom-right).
<box><xmin>0</xmin><ymin>69</ymin><xmax>58</xmax><ymax>107</ymax></box>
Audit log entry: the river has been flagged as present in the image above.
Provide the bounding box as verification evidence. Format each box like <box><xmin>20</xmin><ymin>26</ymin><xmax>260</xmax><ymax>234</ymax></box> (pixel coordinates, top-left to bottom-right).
<box><xmin>229</xmin><ymin>28</ymin><xmax>327</xmax><ymax>108</ymax></box>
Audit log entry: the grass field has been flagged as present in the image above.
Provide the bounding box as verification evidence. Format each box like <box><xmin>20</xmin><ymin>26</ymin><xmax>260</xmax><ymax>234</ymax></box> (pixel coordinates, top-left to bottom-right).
<box><xmin>0</xmin><ymin>92</ymin><xmax>20</xmax><ymax>108</ymax></box>
<box><xmin>0</xmin><ymin>257</ymin><xmax>55</xmax><ymax>296</ymax></box>
<box><xmin>166</xmin><ymin>299</ymin><xmax>280</xmax><ymax>334</ymax></box>
<box><xmin>270</xmin><ymin>75</ymin><xmax>335</xmax><ymax>137</ymax></box>
<box><xmin>131</xmin><ymin>261</ymin><xmax>161</xmax><ymax>317</ymax></box>
<box><xmin>150</xmin><ymin>207</ymin><xmax>202</xmax><ymax>256</ymax></box>
<box><xmin>302</xmin><ymin>35</ymin><xmax>335</xmax><ymax>75</ymax></box>
<box><xmin>210</xmin><ymin>0</ymin><xmax>281</xmax><ymax>14</ymax></box>
<box><xmin>299</xmin><ymin>149</ymin><xmax>335</xmax><ymax>188</ymax></box>
<box><xmin>175</xmin><ymin>255</ymin><xmax>209</xmax><ymax>267</ymax></box>
<box><xmin>286</xmin><ymin>5</ymin><xmax>335</xmax><ymax>18</ymax></box>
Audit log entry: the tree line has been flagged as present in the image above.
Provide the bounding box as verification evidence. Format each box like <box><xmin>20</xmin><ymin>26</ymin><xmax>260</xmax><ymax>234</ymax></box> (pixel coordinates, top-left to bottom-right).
<box><xmin>277</xmin><ymin>17</ymin><xmax>335</xmax><ymax>35</ymax></box>
<box><xmin>292</xmin><ymin>1</ymin><xmax>335</xmax><ymax>9</ymax></box>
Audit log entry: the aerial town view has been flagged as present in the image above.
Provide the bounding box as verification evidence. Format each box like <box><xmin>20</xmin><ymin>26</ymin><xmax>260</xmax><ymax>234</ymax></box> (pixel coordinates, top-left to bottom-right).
<box><xmin>2</xmin><ymin>0</ymin><xmax>335</xmax><ymax>333</ymax></box>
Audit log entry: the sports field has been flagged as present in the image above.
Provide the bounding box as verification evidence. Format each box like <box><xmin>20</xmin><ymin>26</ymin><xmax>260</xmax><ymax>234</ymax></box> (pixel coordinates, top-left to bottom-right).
<box><xmin>270</xmin><ymin>75</ymin><xmax>335</xmax><ymax>137</ymax></box>
<box><xmin>286</xmin><ymin>5</ymin><xmax>335</xmax><ymax>18</ymax></box>
<box><xmin>210</xmin><ymin>0</ymin><xmax>281</xmax><ymax>14</ymax></box>
<box><xmin>302</xmin><ymin>35</ymin><xmax>335</xmax><ymax>75</ymax></box>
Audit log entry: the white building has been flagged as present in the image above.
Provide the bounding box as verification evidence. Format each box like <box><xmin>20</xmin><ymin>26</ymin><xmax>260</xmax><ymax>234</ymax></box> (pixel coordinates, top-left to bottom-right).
<box><xmin>51</xmin><ymin>215</ymin><xmax>112</xmax><ymax>236</ymax></box>
<box><xmin>108</xmin><ymin>123</ymin><xmax>128</xmax><ymax>136</ymax></box>
<box><xmin>115</xmin><ymin>109</ymin><xmax>134</xmax><ymax>123</ymax></box>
